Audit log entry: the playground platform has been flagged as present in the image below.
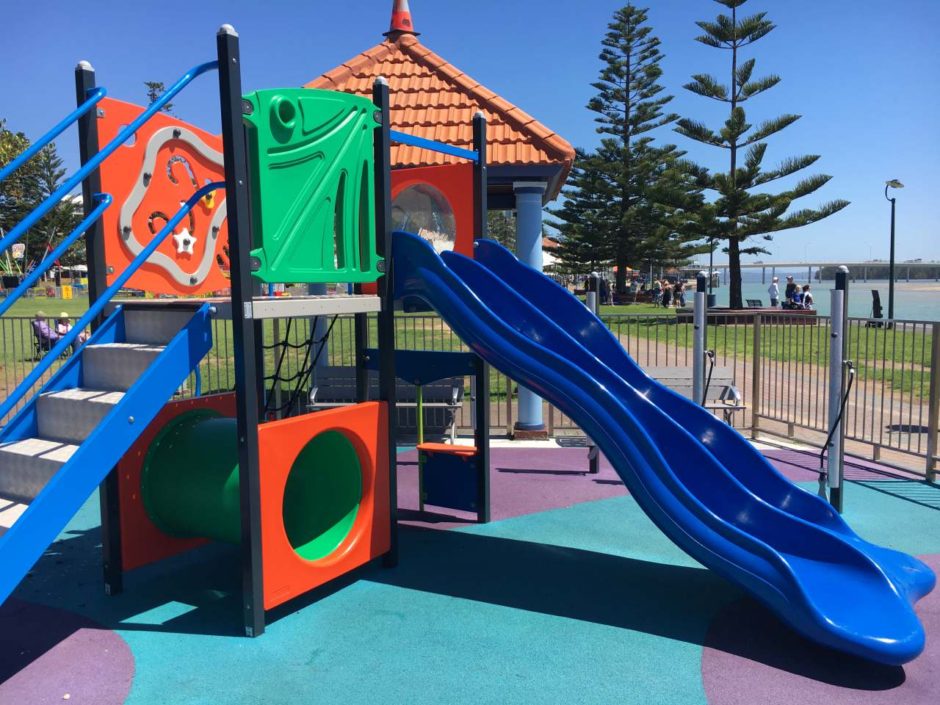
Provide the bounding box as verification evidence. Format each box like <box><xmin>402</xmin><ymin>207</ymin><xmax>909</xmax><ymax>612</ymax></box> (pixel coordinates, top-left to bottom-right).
<box><xmin>2</xmin><ymin>441</ymin><xmax>938</xmax><ymax>705</ymax></box>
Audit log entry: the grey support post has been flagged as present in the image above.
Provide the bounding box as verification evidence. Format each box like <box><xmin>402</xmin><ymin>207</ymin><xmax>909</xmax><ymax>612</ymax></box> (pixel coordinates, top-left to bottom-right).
<box><xmin>826</xmin><ymin>266</ymin><xmax>850</xmax><ymax>512</ymax></box>
<box><xmin>693</xmin><ymin>272</ymin><xmax>708</xmax><ymax>405</ymax></box>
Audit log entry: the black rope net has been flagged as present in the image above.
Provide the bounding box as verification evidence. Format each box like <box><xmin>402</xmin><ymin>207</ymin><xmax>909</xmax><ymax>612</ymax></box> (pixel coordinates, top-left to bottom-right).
<box><xmin>263</xmin><ymin>315</ymin><xmax>337</xmax><ymax>418</ymax></box>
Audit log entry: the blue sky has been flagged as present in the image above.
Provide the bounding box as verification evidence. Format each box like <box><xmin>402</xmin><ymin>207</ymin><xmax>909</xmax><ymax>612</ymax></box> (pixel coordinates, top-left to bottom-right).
<box><xmin>3</xmin><ymin>0</ymin><xmax>938</xmax><ymax>265</ymax></box>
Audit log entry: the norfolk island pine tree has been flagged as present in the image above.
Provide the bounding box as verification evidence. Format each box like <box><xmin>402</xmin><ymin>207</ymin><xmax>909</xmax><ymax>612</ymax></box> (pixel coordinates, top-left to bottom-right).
<box><xmin>675</xmin><ymin>0</ymin><xmax>849</xmax><ymax>310</ymax></box>
<box><xmin>554</xmin><ymin>5</ymin><xmax>708</xmax><ymax>291</ymax></box>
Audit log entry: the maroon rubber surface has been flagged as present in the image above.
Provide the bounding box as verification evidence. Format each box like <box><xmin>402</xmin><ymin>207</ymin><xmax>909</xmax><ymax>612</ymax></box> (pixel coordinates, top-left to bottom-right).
<box><xmin>0</xmin><ymin>598</ymin><xmax>134</xmax><ymax>704</ymax></box>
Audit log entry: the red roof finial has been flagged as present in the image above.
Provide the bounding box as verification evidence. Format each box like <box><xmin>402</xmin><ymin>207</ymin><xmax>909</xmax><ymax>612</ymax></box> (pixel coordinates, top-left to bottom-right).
<box><xmin>386</xmin><ymin>0</ymin><xmax>417</xmax><ymax>37</ymax></box>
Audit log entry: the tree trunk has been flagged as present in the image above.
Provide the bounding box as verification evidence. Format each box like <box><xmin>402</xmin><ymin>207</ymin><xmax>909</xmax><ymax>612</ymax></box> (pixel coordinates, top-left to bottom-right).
<box><xmin>615</xmin><ymin>250</ymin><xmax>628</xmax><ymax>294</ymax></box>
<box><xmin>728</xmin><ymin>237</ymin><xmax>743</xmax><ymax>309</ymax></box>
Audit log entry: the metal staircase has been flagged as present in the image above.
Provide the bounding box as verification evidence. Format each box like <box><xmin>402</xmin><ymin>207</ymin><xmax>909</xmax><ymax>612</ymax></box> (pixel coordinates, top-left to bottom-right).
<box><xmin>0</xmin><ymin>56</ymin><xmax>224</xmax><ymax>604</ymax></box>
<box><xmin>0</xmin><ymin>304</ymin><xmax>212</xmax><ymax>601</ymax></box>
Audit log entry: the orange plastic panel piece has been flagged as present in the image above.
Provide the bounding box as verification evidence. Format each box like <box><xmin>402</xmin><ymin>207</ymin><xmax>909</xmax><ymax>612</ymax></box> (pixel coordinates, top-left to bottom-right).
<box><xmin>391</xmin><ymin>162</ymin><xmax>475</xmax><ymax>257</ymax></box>
<box><xmin>117</xmin><ymin>393</ymin><xmax>236</xmax><ymax>571</ymax></box>
<box><xmin>97</xmin><ymin>97</ymin><xmax>230</xmax><ymax>295</ymax></box>
<box><xmin>417</xmin><ymin>442</ymin><xmax>477</xmax><ymax>457</ymax></box>
<box><xmin>258</xmin><ymin>402</ymin><xmax>390</xmax><ymax>610</ymax></box>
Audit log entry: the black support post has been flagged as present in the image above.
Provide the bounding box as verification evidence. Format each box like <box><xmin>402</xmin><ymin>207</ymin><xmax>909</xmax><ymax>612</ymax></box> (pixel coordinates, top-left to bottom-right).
<box><xmin>472</xmin><ymin>111</ymin><xmax>487</xmax><ymax>240</ymax></box>
<box><xmin>76</xmin><ymin>61</ymin><xmax>122</xmax><ymax>597</ymax></box>
<box><xmin>473</xmin><ymin>357</ymin><xmax>491</xmax><ymax>522</ymax></box>
<box><xmin>373</xmin><ymin>78</ymin><xmax>399</xmax><ymax>567</ymax></box>
<box><xmin>217</xmin><ymin>24</ymin><xmax>265</xmax><ymax>637</ymax></box>
<box><xmin>471</xmin><ymin>111</ymin><xmax>492</xmax><ymax>515</ymax></box>
<box><xmin>354</xmin><ymin>311</ymin><xmax>369</xmax><ymax>402</ymax></box>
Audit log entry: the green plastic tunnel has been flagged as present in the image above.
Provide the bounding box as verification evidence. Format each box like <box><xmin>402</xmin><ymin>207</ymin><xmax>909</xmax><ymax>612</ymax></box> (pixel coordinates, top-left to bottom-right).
<box><xmin>141</xmin><ymin>411</ymin><xmax>363</xmax><ymax>560</ymax></box>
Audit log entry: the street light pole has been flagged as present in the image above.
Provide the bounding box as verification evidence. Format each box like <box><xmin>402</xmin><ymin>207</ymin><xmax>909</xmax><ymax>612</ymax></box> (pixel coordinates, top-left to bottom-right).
<box><xmin>884</xmin><ymin>179</ymin><xmax>904</xmax><ymax>321</ymax></box>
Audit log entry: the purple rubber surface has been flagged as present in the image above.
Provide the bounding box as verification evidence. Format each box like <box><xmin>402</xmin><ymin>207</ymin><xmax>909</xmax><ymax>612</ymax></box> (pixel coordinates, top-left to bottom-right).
<box><xmin>762</xmin><ymin>448</ymin><xmax>910</xmax><ymax>483</ymax></box>
<box><xmin>701</xmin><ymin>553</ymin><xmax>940</xmax><ymax>704</ymax></box>
<box><xmin>398</xmin><ymin>446</ymin><xmax>626</xmax><ymax>526</ymax></box>
<box><xmin>0</xmin><ymin>598</ymin><xmax>134</xmax><ymax>704</ymax></box>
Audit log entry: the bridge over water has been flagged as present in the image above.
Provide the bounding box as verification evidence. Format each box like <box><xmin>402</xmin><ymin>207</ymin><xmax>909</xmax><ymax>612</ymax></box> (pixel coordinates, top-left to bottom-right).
<box><xmin>684</xmin><ymin>261</ymin><xmax>940</xmax><ymax>284</ymax></box>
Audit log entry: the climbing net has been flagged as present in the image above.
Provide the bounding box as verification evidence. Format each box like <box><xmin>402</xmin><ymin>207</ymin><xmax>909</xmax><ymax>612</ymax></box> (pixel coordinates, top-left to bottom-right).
<box><xmin>263</xmin><ymin>315</ymin><xmax>337</xmax><ymax>418</ymax></box>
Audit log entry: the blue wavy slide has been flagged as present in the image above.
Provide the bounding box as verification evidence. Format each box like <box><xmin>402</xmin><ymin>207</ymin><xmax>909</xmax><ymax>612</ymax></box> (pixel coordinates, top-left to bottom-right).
<box><xmin>394</xmin><ymin>230</ymin><xmax>933</xmax><ymax>665</ymax></box>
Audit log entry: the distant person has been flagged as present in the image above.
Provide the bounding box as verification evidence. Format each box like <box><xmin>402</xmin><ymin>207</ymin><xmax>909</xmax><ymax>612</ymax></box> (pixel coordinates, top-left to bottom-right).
<box><xmin>768</xmin><ymin>276</ymin><xmax>780</xmax><ymax>307</ymax></box>
<box><xmin>784</xmin><ymin>275</ymin><xmax>797</xmax><ymax>303</ymax></box>
<box><xmin>801</xmin><ymin>284</ymin><xmax>814</xmax><ymax>310</ymax></box>
<box><xmin>661</xmin><ymin>283</ymin><xmax>673</xmax><ymax>308</ymax></box>
<box><xmin>56</xmin><ymin>312</ymin><xmax>89</xmax><ymax>344</ymax></box>
<box><xmin>32</xmin><ymin>311</ymin><xmax>79</xmax><ymax>354</ymax></box>
<box><xmin>652</xmin><ymin>279</ymin><xmax>663</xmax><ymax>305</ymax></box>
<box><xmin>675</xmin><ymin>280</ymin><xmax>686</xmax><ymax>308</ymax></box>
<box><xmin>788</xmin><ymin>285</ymin><xmax>803</xmax><ymax>309</ymax></box>
<box><xmin>599</xmin><ymin>277</ymin><xmax>610</xmax><ymax>305</ymax></box>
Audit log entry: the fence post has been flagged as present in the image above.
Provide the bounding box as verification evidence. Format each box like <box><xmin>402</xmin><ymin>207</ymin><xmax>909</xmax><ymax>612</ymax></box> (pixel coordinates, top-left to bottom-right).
<box><xmin>826</xmin><ymin>266</ymin><xmax>849</xmax><ymax>511</ymax></box>
<box><xmin>927</xmin><ymin>322</ymin><xmax>940</xmax><ymax>482</ymax></box>
<box><xmin>693</xmin><ymin>272</ymin><xmax>707</xmax><ymax>405</ymax></box>
<box><xmin>505</xmin><ymin>381</ymin><xmax>513</xmax><ymax>438</ymax></box>
<box><xmin>751</xmin><ymin>314</ymin><xmax>762</xmax><ymax>437</ymax></box>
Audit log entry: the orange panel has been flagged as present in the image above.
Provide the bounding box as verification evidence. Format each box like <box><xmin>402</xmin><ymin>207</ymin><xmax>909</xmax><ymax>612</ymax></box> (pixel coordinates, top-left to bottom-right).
<box><xmin>417</xmin><ymin>442</ymin><xmax>477</xmax><ymax>456</ymax></box>
<box><xmin>258</xmin><ymin>403</ymin><xmax>390</xmax><ymax>610</ymax></box>
<box><xmin>118</xmin><ymin>393</ymin><xmax>236</xmax><ymax>571</ymax></box>
<box><xmin>361</xmin><ymin>162</ymin><xmax>475</xmax><ymax>296</ymax></box>
<box><xmin>97</xmin><ymin>97</ymin><xmax>230</xmax><ymax>296</ymax></box>
<box><xmin>391</xmin><ymin>162</ymin><xmax>476</xmax><ymax>257</ymax></box>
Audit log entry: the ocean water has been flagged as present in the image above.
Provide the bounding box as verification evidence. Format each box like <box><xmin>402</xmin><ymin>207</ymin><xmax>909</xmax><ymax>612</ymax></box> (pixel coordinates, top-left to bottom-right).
<box><xmin>707</xmin><ymin>276</ymin><xmax>940</xmax><ymax>321</ymax></box>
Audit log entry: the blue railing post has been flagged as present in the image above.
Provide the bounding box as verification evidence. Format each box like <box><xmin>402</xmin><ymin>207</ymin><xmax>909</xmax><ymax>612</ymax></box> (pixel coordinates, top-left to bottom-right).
<box><xmin>0</xmin><ymin>194</ymin><xmax>111</xmax><ymax>319</ymax></box>
<box><xmin>0</xmin><ymin>60</ymin><xmax>218</xmax><ymax>258</ymax></box>
<box><xmin>389</xmin><ymin>129</ymin><xmax>479</xmax><ymax>162</ymax></box>
<box><xmin>0</xmin><ymin>87</ymin><xmax>106</xmax><ymax>185</ymax></box>
<box><xmin>0</xmin><ymin>183</ymin><xmax>223</xmax><ymax>424</ymax></box>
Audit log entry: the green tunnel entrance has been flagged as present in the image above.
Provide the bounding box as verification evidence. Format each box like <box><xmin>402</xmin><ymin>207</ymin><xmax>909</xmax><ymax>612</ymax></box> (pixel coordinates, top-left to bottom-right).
<box><xmin>140</xmin><ymin>412</ymin><xmax>362</xmax><ymax>560</ymax></box>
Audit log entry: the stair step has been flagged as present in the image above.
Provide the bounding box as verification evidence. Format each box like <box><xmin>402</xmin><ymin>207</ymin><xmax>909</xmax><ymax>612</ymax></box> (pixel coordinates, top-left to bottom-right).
<box><xmin>0</xmin><ymin>495</ymin><xmax>29</xmax><ymax>538</ymax></box>
<box><xmin>82</xmin><ymin>343</ymin><xmax>164</xmax><ymax>391</ymax></box>
<box><xmin>37</xmin><ymin>388</ymin><xmax>125</xmax><ymax>444</ymax></box>
<box><xmin>123</xmin><ymin>308</ymin><xmax>195</xmax><ymax>345</ymax></box>
<box><xmin>0</xmin><ymin>438</ymin><xmax>79</xmax><ymax>502</ymax></box>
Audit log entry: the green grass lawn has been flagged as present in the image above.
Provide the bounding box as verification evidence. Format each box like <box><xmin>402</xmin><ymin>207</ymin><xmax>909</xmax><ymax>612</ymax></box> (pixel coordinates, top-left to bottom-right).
<box><xmin>2</xmin><ymin>294</ymin><xmax>90</xmax><ymax>318</ymax></box>
<box><xmin>599</xmin><ymin>313</ymin><xmax>933</xmax><ymax>398</ymax></box>
<box><xmin>0</xmin><ymin>296</ymin><xmax>929</xmax><ymax>402</ymax></box>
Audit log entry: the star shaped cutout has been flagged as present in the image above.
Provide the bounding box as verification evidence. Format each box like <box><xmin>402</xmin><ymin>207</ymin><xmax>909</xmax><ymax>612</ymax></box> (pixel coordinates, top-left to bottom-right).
<box><xmin>172</xmin><ymin>228</ymin><xmax>197</xmax><ymax>255</ymax></box>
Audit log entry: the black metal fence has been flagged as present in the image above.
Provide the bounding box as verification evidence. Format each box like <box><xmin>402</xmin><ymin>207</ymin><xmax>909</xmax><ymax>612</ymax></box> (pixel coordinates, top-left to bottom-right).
<box><xmin>2</xmin><ymin>311</ymin><xmax>936</xmax><ymax>477</ymax></box>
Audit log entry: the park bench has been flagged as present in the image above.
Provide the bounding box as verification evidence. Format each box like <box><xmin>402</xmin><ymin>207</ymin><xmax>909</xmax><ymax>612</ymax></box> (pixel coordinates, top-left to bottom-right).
<box><xmin>645</xmin><ymin>366</ymin><xmax>746</xmax><ymax>424</ymax></box>
<box><xmin>746</xmin><ymin>298</ymin><xmax>763</xmax><ymax>308</ymax></box>
<box><xmin>307</xmin><ymin>365</ymin><xmax>464</xmax><ymax>440</ymax></box>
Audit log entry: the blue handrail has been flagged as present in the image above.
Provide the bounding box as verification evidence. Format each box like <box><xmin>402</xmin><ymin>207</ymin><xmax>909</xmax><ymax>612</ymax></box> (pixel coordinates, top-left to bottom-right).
<box><xmin>0</xmin><ymin>194</ymin><xmax>112</xmax><ymax>319</ymax></box>
<box><xmin>0</xmin><ymin>87</ymin><xmax>107</xmax><ymax>185</ymax></box>
<box><xmin>0</xmin><ymin>182</ymin><xmax>223</xmax><ymax>422</ymax></box>
<box><xmin>389</xmin><ymin>129</ymin><xmax>479</xmax><ymax>162</ymax></box>
<box><xmin>0</xmin><ymin>60</ymin><xmax>218</xmax><ymax>257</ymax></box>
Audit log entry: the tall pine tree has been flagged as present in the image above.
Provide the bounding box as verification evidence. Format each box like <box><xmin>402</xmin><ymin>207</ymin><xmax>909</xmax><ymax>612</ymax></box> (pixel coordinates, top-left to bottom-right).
<box><xmin>554</xmin><ymin>5</ymin><xmax>701</xmax><ymax>292</ymax></box>
<box><xmin>30</xmin><ymin>143</ymin><xmax>83</xmax><ymax>266</ymax></box>
<box><xmin>553</xmin><ymin>149</ymin><xmax>617</xmax><ymax>272</ymax></box>
<box><xmin>675</xmin><ymin>0</ymin><xmax>849</xmax><ymax>308</ymax></box>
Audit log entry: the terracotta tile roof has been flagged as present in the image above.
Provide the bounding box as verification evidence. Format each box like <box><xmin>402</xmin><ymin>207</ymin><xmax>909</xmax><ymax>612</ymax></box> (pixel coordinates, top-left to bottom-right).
<box><xmin>306</xmin><ymin>34</ymin><xmax>574</xmax><ymax>187</ymax></box>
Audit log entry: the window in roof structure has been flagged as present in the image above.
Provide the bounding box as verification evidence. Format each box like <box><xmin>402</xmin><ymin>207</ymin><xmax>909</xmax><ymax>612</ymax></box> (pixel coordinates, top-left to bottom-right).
<box><xmin>391</xmin><ymin>183</ymin><xmax>456</xmax><ymax>253</ymax></box>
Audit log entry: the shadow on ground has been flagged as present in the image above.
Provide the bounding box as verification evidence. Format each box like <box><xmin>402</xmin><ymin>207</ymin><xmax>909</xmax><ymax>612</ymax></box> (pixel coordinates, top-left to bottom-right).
<box><xmin>2</xmin><ymin>519</ymin><xmax>912</xmax><ymax>693</ymax></box>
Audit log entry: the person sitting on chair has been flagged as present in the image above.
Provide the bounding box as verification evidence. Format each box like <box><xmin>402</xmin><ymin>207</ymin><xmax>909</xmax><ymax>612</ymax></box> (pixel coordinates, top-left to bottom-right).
<box><xmin>32</xmin><ymin>311</ymin><xmax>79</xmax><ymax>354</ymax></box>
<box><xmin>56</xmin><ymin>312</ymin><xmax>88</xmax><ymax>345</ymax></box>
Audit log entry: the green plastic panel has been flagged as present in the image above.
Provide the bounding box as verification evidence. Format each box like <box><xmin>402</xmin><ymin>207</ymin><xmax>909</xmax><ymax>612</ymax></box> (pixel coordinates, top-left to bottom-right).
<box><xmin>242</xmin><ymin>88</ymin><xmax>382</xmax><ymax>284</ymax></box>
<box><xmin>283</xmin><ymin>430</ymin><xmax>361</xmax><ymax>561</ymax></box>
<box><xmin>141</xmin><ymin>411</ymin><xmax>241</xmax><ymax>544</ymax></box>
<box><xmin>140</xmin><ymin>412</ymin><xmax>362</xmax><ymax>559</ymax></box>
